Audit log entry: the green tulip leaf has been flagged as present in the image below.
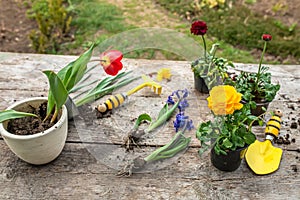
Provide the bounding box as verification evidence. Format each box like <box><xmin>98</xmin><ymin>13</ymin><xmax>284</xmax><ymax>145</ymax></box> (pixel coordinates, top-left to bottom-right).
<box><xmin>43</xmin><ymin>70</ymin><xmax>68</xmax><ymax>112</ymax></box>
<box><xmin>59</xmin><ymin>43</ymin><xmax>96</xmax><ymax>91</ymax></box>
<box><xmin>133</xmin><ymin>113</ymin><xmax>152</xmax><ymax>130</ymax></box>
<box><xmin>0</xmin><ymin>110</ymin><xmax>37</xmax><ymax>123</ymax></box>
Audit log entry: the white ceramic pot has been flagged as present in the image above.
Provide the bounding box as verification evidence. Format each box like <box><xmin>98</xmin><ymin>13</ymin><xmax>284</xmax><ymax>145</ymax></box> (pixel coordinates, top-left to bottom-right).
<box><xmin>0</xmin><ymin>97</ymin><xmax>68</xmax><ymax>165</ymax></box>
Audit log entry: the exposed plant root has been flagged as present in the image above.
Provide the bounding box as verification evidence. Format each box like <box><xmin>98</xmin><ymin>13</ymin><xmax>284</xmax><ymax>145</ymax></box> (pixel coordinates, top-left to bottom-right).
<box><xmin>116</xmin><ymin>157</ymin><xmax>146</xmax><ymax>177</ymax></box>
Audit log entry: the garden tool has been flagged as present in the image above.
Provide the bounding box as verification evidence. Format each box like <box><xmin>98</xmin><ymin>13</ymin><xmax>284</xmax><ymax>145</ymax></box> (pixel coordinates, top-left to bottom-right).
<box><xmin>96</xmin><ymin>75</ymin><xmax>162</xmax><ymax>113</ymax></box>
<box><xmin>245</xmin><ymin>110</ymin><xmax>283</xmax><ymax>175</ymax></box>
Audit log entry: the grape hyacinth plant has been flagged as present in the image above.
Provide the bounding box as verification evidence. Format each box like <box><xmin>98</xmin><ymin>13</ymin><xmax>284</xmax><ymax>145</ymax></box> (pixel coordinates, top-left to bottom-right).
<box><xmin>118</xmin><ymin>89</ymin><xmax>193</xmax><ymax>176</ymax></box>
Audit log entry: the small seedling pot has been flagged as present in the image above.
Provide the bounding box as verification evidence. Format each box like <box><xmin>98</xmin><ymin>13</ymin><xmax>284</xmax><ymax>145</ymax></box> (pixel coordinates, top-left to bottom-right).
<box><xmin>210</xmin><ymin>145</ymin><xmax>249</xmax><ymax>172</ymax></box>
<box><xmin>251</xmin><ymin>101</ymin><xmax>270</xmax><ymax>117</ymax></box>
<box><xmin>194</xmin><ymin>74</ymin><xmax>209</xmax><ymax>94</ymax></box>
<box><xmin>0</xmin><ymin>97</ymin><xmax>68</xmax><ymax>165</ymax></box>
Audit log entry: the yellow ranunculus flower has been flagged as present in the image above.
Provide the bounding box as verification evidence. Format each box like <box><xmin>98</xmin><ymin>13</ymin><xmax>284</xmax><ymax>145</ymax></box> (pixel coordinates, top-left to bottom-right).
<box><xmin>207</xmin><ymin>85</ymin><xmax>243</xmax><ymax>115</ymax></box>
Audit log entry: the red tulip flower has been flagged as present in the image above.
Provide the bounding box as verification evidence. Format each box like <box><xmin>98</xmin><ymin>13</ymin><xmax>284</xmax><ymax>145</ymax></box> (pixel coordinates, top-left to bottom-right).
<box><xmin>100</xmin><ymin>50</ymin><xmax>123</xmax><ymax>76</ymax></box>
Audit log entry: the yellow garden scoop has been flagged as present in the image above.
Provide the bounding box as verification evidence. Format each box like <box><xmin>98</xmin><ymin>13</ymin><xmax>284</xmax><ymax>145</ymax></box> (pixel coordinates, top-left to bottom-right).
<box><xmin>245</xmin><ymin>110</ymin><xmax>283</xmax><ymax>175</ymax></box>
<box><xmin>96</xmin><ymin>75</ymin><xmax>162</xmax><ymax>113</ymax></box>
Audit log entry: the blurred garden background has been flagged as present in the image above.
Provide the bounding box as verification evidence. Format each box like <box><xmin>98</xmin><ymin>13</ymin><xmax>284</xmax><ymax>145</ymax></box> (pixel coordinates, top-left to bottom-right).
<box><xmin>0</xmin><ymin>0</ymin><xmax>299</xmax><ymax>64</ymax></box>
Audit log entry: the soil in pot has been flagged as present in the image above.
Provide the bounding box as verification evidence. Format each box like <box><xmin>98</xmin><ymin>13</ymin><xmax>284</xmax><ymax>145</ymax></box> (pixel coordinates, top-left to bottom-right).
<box><xmin>7</xmin><ymin>102</ymin><xmax>57</xmax><ymax>135</ymax></box>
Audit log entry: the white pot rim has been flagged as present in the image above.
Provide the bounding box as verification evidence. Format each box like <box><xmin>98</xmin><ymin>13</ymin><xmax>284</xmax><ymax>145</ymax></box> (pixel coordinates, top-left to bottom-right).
<box><xmin>0</xmin><ymin>97</ymin><xmax>67</xmax><ymax>140</ymax></box>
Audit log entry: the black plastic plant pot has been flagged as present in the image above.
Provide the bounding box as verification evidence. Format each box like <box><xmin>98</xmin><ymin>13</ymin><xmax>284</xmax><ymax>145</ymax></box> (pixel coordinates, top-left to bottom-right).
<box><xmin>210</xmin><ymin>145</ymin><xmax>249</xmax><ymax>172</ymax></box>
<box><xmin>251</xmin><ymin>101</ymin><xmax>270</xmax><ymax>117</ymax></box>
<box><xmin>194</xmin><ymin>74</ymin><xmax>209</xmax><ymax>94</ymax></box>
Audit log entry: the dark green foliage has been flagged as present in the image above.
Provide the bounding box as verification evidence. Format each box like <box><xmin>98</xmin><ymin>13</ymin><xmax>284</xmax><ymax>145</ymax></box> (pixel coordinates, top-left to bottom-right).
<box><xmin>196</xmin><ymin>105</ymin><xmax>258</xmax><ymax>155</ymax></box>
<box><xmin>225</xmin><ymin>66</ymin><xmax>280</xmax><ymax>103</ymax></box>
<box><xmin>26</xmin><ymin>0</ymin><xmax>72</xmax><ymax>53</ymax></box>
<box><xmin>70</xmin><ymin>0</ymin><xmax>128</xmax><ymax>36</ymax></box>
<box><xmin>156</xmin><ymin>0</ymin><xmax>300</xmax><ymax>61</ymax></box>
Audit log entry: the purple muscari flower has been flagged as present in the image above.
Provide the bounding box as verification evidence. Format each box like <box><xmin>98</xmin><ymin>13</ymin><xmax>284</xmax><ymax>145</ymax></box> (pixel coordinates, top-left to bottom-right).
<box><xmin>174</xmin><ymin>112</ymin><xmax>186</xmax><ymax>132</ymax></box>
<box><xmin>173</xmin><ymin>112</ymin><xmax>194</xmax><ymax>132</ymax></box>
<box><xmin>186</xmin><ymin>119</ymin><xmax>194</xmax><ymax>131</ymax></box>
<box><xmin>166</xmin><ymin>95</ymin><xmax>175</xmax><ymax>105</ymax></box>
<box><xmin>172</xmin><ymin>89</ymin><xmax>189</xmax><ymax>100</ymax></box>
<box><xmin>182</xmin><ymin>89</ymin><xmax>189</xmax><ymax>98</ymax></box>
<box><xmin>178</xmin><ymin>99</ymin><xmax>189</xmax><ymax>112</ymax></box>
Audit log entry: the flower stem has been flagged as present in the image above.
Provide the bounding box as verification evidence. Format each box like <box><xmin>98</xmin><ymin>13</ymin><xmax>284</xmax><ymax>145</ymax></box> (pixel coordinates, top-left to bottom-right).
<box><xmin>255</xmin><ymin>41</ymin><xmax>267</xmax><ymax>90</ymax></box>
<box><xmin>201</xmin><ymin>35</ymin><xmax>207</xmax><ymax>62</ymax></box>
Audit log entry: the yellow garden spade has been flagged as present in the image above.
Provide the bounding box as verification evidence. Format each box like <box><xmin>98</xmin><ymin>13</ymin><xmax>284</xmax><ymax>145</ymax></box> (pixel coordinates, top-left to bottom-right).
<box><xmin>245</xmin><ymin>110</ymin><xmax>283</xmax><ymax>175</ymax></box>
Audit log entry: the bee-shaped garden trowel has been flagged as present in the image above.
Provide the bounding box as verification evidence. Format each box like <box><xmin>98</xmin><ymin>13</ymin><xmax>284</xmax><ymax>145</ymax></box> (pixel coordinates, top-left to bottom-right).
<box><xmin>245</xmin><ymin>110</ymin><xmax>283</xmax><ymax>175</ymax></box>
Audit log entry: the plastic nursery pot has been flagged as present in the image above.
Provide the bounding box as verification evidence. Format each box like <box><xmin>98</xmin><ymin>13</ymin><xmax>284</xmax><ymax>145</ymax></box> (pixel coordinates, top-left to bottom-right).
<box><xmin>0</xmin><ymin>97</ymin><xmax>68</xmax><ymax>165</ymax></box>
<box><xmin>194</xmin><ymin>74</ymin><xmax>209</xmax><ymax>94</ymax></box>
<box><xmin>251</xmin><ymin>101</ymin><xmax>270</xmax><ymax>117</ymax></box>
<box><xmin>210</xmin><ymin>145</ymin><xmax>249</xmax><ymax>172</ymax></box>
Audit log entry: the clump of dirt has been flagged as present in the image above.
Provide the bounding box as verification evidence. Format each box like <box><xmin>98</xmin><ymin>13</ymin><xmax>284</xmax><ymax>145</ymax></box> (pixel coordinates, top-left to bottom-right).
<box><xmin>7</xmin><ymin>102</ymin><xmax>57</xmax><ymax>135</ymax></box>
<box><xmin>291</xmin><ymin>164</ymin><xmax>298</xmax><ymax>172</ymax></box>
<box><xmin>274</xmin><ymin>133</ymin><xmax>295</xmax><ymax>145</ymax></box>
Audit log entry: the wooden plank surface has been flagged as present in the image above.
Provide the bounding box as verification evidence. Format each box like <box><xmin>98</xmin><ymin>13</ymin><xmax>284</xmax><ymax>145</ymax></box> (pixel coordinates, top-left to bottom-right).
<box><xmin>0</xmin><ymin>52</ymin><xmax>299</xmax><ymax>199</ymax></box>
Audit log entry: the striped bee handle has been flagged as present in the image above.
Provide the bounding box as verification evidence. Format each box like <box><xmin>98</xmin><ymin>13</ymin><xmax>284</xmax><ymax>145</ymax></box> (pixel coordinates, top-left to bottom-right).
<box><xmin>96</xmin><ymin>93</ymin><xmax>127</xmax><ymax>113</ymax></box>
<box><xmin>265</xmin><ymin>110</ymin><xmax>283</xmax><ymax>138</ymax></box>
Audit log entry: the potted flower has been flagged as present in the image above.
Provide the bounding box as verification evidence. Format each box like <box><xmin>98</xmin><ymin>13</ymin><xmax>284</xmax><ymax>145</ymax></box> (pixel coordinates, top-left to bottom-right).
<box><xmin>0</xmin><ymin>44</ymin><xmax>98</xmax><ymax>165</ymax></box>
<box><xmin>225</xmin><ymin>34</ymin><xmax>280</xmax><ymax>116</ymax></box>
<box><xmin>196</xmin><ymin>85</ymin><xmax>257</xmax><ymax>171</ymax></box>
<box><xmin>0</xmin><ymin>44</ymin><xmax>137</xmax><ymax>165</ymax></box>
<box><xmin>190</xmin><ymin>20</ymin><xmax>233</xmax><ymax>93</ymax></box>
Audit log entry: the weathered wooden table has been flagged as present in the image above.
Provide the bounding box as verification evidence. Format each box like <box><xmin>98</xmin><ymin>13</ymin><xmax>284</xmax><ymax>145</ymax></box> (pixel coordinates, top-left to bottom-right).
<box><xmin>0</xmin><ymin>52</ymin><xmax>299</xmax><ymax>199</ymax></box>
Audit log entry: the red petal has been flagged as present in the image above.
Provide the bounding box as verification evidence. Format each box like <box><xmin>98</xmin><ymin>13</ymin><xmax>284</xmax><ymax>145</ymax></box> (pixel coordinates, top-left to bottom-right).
<box><xmin>103</xmin><ymin>61</ymin><xmax>123</xmax><ymax>76</ymax></box>
<box><xmin>100</xmin><ymin>50</ymin><xmax>123</xmax><ymax>76</ymax></box>
<box><xmin>104</xmin><ymin>50</ymin><xmax>123</xmax><ymax>62</ymax></box>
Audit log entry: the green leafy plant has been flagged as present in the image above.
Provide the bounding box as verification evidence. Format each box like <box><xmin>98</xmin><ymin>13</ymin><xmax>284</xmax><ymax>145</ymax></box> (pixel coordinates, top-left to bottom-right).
<box><xmin>157</xmin><ymin>1</ymin><xmax>300</xmax><ymax>62</ymax></box>
<box><xmin>196</xmin><ymin>85</ymin><xmax>258</xmax><ymax>155</ymax></box>
<box><xmin>190</xmin><ymin>20</ymin><xmax>234</xmax><ymax>89</ymax></box>
<box><xmin>0</xmin><ymin>43</ymin><xmax>136</xmax><ymax>132</ymax></box>
<box><xmin>225</xmin><ymin>34</ymin><xmax>280</xmax><ymax>104</ymax></box>
<box><xmin>27</xmin><ymin>0</ymin><xmax>72</xmax><ymax>53</ymax></box>
<box><xmin>191</xmin><ymin>44</ymin><xmax>234</xmax><ymax>89</ymax></box>
<box><xmin>0</xmin><ymin>43</ymin><xmax>95</xmax><ymax>123</ymax></box>
<box><xmin>43</xmin><ymin>43</ymin><xmax>96</xmax><ymax>123</ymax></box>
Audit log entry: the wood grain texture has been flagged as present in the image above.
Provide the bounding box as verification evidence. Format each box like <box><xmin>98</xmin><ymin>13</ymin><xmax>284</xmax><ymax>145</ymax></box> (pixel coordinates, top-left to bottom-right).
<box><xmin>0</xmin><ymin>52</ymin><xmax>299</xmax><ymax>199</ymax></box>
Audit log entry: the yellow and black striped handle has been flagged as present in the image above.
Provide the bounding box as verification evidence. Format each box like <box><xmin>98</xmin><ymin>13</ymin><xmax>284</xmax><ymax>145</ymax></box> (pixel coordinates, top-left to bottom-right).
<box><xmin>96</xmin><ymin>93</ymin><xmax>127</xmax><ymax>113</ymax></box>
<box><xmin>265</xmin><ymin>110</ymin><xmax>283</xmax><ymax>138</ymax></box>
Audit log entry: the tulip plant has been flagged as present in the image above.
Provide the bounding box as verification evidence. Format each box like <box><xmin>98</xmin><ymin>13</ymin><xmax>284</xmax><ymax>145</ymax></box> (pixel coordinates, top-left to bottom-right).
<box><xmin>0</xmin><ymin>43</ymin><xmax>135</xmax><ymax>124</ymax></box>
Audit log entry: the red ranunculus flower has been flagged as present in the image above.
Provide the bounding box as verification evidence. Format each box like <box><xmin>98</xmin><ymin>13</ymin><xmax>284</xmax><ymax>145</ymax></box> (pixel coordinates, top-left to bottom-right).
<box><xmin>190</xmin><ymin>20</ymin><xmax>208</xmax><ymax>36</ymax></box>
<box><xmin>262</xmin><ymin>34</ymin><xmax>272</xmax><ymax>41</ymax></box>
<box><xmin>100</xmin><ymin>50</ymin><xmax>123</xmax><ymax>76</ymax></box>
